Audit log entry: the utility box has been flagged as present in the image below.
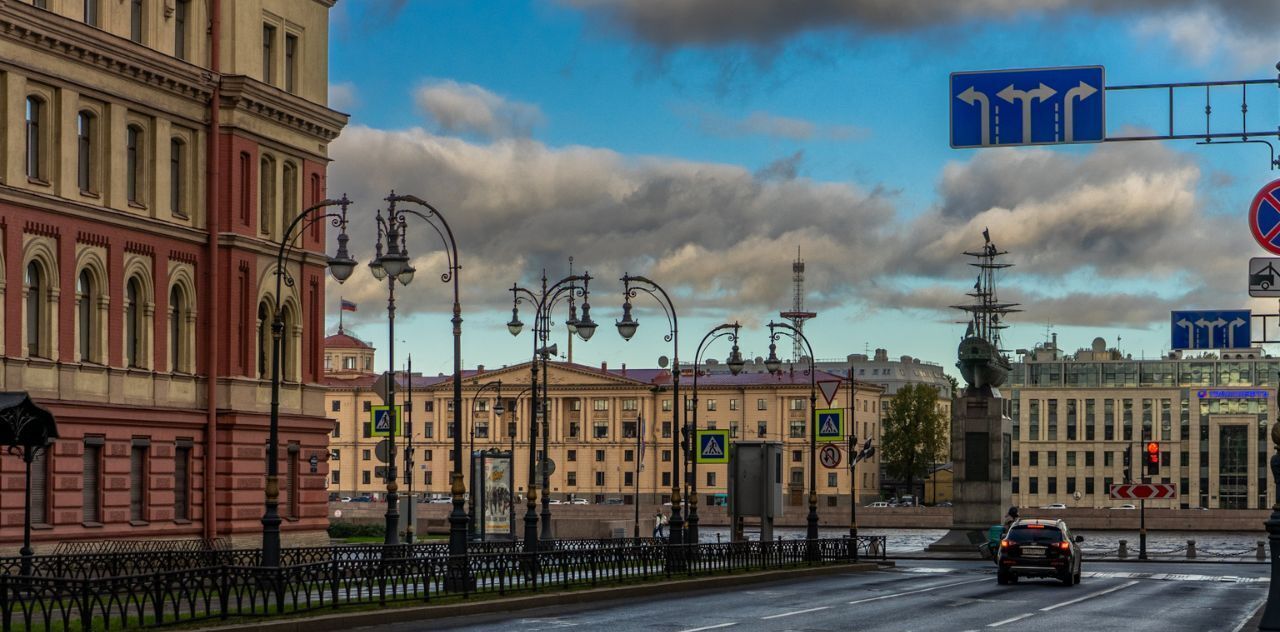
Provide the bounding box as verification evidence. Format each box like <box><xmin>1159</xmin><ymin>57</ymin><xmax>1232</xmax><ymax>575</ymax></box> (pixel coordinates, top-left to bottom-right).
<box><xmin>729</xmin><ymin>441</ymin><xmax>783</xmax><ymax>542</ymax></box>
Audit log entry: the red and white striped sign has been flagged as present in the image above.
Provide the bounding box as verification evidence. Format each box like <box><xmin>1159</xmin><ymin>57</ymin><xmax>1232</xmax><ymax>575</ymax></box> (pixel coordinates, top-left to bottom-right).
<box><xmin>1109</xmin><ymin>483</ymin><xmax>1177</xmax><ymax>500</ymax></box>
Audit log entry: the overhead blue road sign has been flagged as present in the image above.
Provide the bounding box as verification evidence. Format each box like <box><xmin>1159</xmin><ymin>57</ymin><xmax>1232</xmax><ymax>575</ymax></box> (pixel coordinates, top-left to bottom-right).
<box><xmin>1170</xmin><ymin>310</ymin><xmax>1251</xmax><ymax>350</ymax></box>
<box><xmin>951</xmin><ymin>66</ymin><xmax>1104</xmax><ymax>148</ymax></box>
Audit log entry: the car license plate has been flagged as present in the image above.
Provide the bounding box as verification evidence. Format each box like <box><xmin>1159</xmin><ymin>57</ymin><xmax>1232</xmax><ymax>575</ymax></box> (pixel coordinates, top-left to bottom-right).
<box><xmin>1022</xmin><ymin>546</ymin><xmax>1046</xmax><ymax>557</ymax></box>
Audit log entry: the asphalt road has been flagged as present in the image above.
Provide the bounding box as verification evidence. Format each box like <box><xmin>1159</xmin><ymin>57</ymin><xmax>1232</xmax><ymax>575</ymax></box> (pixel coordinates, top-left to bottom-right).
<box><xmin>367</xmin><ymin>559</ymin><xmax>1269</xmax><ymax>632</ymax></box>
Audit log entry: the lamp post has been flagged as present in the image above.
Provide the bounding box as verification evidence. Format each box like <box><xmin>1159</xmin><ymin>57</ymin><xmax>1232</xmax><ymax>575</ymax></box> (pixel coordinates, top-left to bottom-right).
<box><xmin>264</xmin><ymin>195</ymin><xmax>356</xmax><ymax>567</ymax></box>
<box><xmin>368</xmin><ymin>192</ymin><xmax>464</xmax><ymax>559</ymax></box>
<box><xmin>616</xmin><ymin>274</ymin><xmax>685</xmax><ymax>555</ymax></box>
<box><xmin>0</xmin><ymin>395</ymin><xmax>58</xmax><ymax>576</ymax></box>
<box><xmin>687</xmin><ymin>322</ymin><xmax>744</xmax><ymax>545</ymax></box>
<box><xmin>468</xmin><ymin>380</ymin><xmax>504</xmax><ymax>540</ymax></box>
<box><xmin>509</xmin><ymin>271</ymin><xmax>597</xmax><ymax>549</ymax></box>
<box><xmin>765</xmin><ymin>321</ymin><xmax>819</xmax><ymax>558</ymax></box>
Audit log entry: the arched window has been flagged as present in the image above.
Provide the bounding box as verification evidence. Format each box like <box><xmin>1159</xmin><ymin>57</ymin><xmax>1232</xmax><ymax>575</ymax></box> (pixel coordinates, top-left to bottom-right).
<box><xmin>170</xmin><ymin>138</ymin><xmax>186</xmax><ymax>216</ymax></box>
<box><xmin>282</xmin><ymin>162</ymin><xmax>298</xmax><ymax>231</ymax></box>
<box><xmin>259</xmin><ymin>156</ymin><xmax>276</xmax><ymax>235</ymax></box>
<box><xmin>25</xmin><ymin>96</ymin><xmax>45</xmax><ymax>181</ymax></box>
<box><xmin>170</xmin><ymin>285</ymin><xmax>185</xmax><ymax>372</ymax></box>
<box><xmin>77</xmin><ymin>270</ymin><xmax>97</xmax><ymax>363</ymax></box>
<box><xmin>126</xmin><ymin>277</ymin><xmax>143</xmax><ymax>368</ymax></box>
<box><xmin>26</xmin><ymin>261</ymin><xmax>45</xmax><ymax>358</ymax></box>
<box><xmin>257</xmin><ymin>301</ymin><xmax>271</xmax><ymax>379</ymax></box>
<box><xmin>126</xmin><ymin>125</ymin><xmax>144</xmax><ymax>204</ymax></box>
<box><xmin>77</xmin><ymin>111</ymin><xmax>96</xmax><ymax>193</ymax></box>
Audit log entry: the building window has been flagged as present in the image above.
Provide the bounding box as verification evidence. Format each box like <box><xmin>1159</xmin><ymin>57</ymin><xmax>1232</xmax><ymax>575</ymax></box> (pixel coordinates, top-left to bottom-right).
<box><xmin>567</xmin><ymin>472</ymin><xmax>577</xmax><ymax>486</ymax></box>
<box><xmin>362</xmin><ymin>401</ymin><xmax>372</xmax><ymax>412</ymax></box>
<box><xmin>130</xmin><ymin>443</ymin><xmax>149</xmax><ymax>522</ymax></box>
<box><xmin>757</xmin><ymin>421</ymin><xmax>767</xmax><ymax>437</ymax></box>
<box><xmin>568</xmin><ymin>421</ymin><xmax>580</xmax><ymax>438</ymax></box>
<box><xmin>708</xmin><ymin>471</ymin><xmax>717</xmax><ymax>487</ymax></box>
<box><xmin>331</xmin><ymin>422</ymin><xmax>339</xmax><ymax>438</ymax></box>
<box><xmin>595</xmin><ymin>472</ymin><xmax>605</xmax><ymax>486</ymax></box>
<box><xmin>757</xmin><ymin>399</ymin><xmax>767</xmax><ymax>411</ymax></box>
<box><xmin>424</xmin><ymin>449</ymin><xmax>432</xmax><ymax>461</ymax></box>
<box><xmin>594</xmin><ymin>449</ymin><xmax>605</xmax><ymax>462</ymax></box>
<box><xmin>624</xmin><ymin>449</ymin><xmax>633</xmax><ymax>462</ymax></box>
<box><xmin>30</xmin><ymin>449</ymin><xmax>48</xmax><ymax>526</ymax></box>
<box><xmin>282</xmin><ymin>162</ymin><xmax>298</xmax><ymax>227</ymax></box>
<box><xmin>424</xmin><ymin>422</ymin><xmax>433</xmax><ymax>438</ymax></box>
<box><xmin>662</xmin><ymin>449</ymin><xmax>671</xmax><ymax>462</ymax></box>
<box><xmin>259</xmin><ymin>156</ymin><xmax>276</xmax><ymax>234</ymax></box>
<box><xmin>169</xmin><ymin>285</ymin><xmax>191</xmax><ymax>372</ymax></box>
<box><xmin>790</xmin><ymin>398</ymin><xmax>804</xmax><ymax>411</ymax></box>
<box><xmin>174</xmin><ymin>444</ymin><xmax>190</xmax><ymax>521</ymax></box>
<box><xmin>662</xmin><ymin>399</ymin><xmax>671</xmax><ymax>412</ymax></box>
<box><xmin>827</xmin><ymin>472</ymin><xmax>838</xmax><ymax>487</ymax></box>
<box><xmin>126</xmin><ymin>277</ymin><xmax>145</xmax><ymax>368</ymax></box>
<box><xmin>284</xmin><ymin>34</ymin><xmax>298</xmax><ymax>93</ymax></box>
<box><xmin>331</xmin><ymin>400</ymin><xmax>341</xmax><ymax>412</ymax></box>
<box><xmin>622</xmin><ymin>398</ymin><xmax>638</xmax><ymax>411</ymax></box>
<box><xmin>729</xmin><ymin>399</ymin><xmax>738</xmax><ymax>411</ymax></box>
<box><xmin>662</xmin><ymin>472</ymin><xmax>671</xmax><ymax>486</ymax></box>
<box><xmin>707</xmin><ymin>399</ymin><xmax>717</xmax><ymax>411</ymax></box>
<box><xmin>77</xmin><ymin>270</ymin><xmax>98</xmax><ymax>363</ymax></box>
<box><xmin>174</xmin><ymin>0</ymin><xmax>190</xmax><ymax>60</ymax></box>
<box><xmin>285</xmin><ymin>448</ymin><xmax>299</xmax><ymax>519</ymax></box>
<box><xmin>594</xmin><ymin>421</ymin><xmax>608</xmax><ymax>439</ymax></box>
<box><xmin>789</xmin><ymin>420</ymin><xmax>804</xmax><ymax>438</ymax></box>
<box><xmin>77</xmin><ymin>111</ymin><xmax>96</xmax><ymax>193</ymax></box>
<box><xmin>624</xmin><ymin>471</ymin><xmax>633</xmax><ymax>486</ymax></box>
<box><xmin>26</xmin><ymin>261</ymin><xmax>47</xmax><ymax>358</ymax></box>
<box><xmin>130</xmin><ymin>0</ymin><xmax>144</xmax><ymax>43</ymax></box>
<box><xmin>662</xmin><ymin>421</ymin><xmax>671</xmax><ymax>438</ymax></box>
<box><xmin>262</xmin><ymin>24</ymin><xmax>276</xmax><ymax>84</ymax></box>
<box><xmin>593</xmin><ymin>399</ymin><xmax>608</xmax><ymax>411</ymax></box>
<box><xmin>126</xmin><ymin>125</ymin><xmax>144</xmax><ymax>204</ymax></box>
<box><xmin>25</xmin><ymin>96</ymin><xmax>45</xmax><ymax>181</ymax></box>
<box><xmin>83</xmin><ymin>440</ymin><xmax>102</xmax><ymax>523</ymax></box>
<box><xmin>256</xmin><ymin>302</ymin><xmax>271</xmax><ymax>378</ymax></box>
<box><xmin>83</xmin><ymin>0</ymin><xmax>99</xmax><ymax>26</ymax></box>
<box><xmin>570</xmin><ymin>399</ymin><xmax>582</xmax><ymax>411</ymax></box>
<box><xmin>623</xmin><ymin>421</ymin><xmax>637</xmax><ymax>438</ymax></box>
<box><xmin>362</xmin><ymin>471</ymin><xmax>370</xmax><ymax>485</ymax></box>
<box><xmin>170</xmin><ymin>138</ymin><xmax>187</xmax><ymax>217</ymax></box>
<box><xmin>475</xmin><ymin>422</ymin><xmax>489</xmax><ymax>438</ymax></box>
<box><xmin>331</xmin><ymin>470</ymin><xmax>340</xmax><ymax>485</ymax></box>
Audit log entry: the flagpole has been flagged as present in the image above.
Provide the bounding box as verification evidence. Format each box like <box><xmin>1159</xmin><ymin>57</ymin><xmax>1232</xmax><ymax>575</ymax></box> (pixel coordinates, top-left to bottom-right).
<box><xmin>339</xmin><ymin>296</ymin><xmax>345</xmax><ymax>334</ymax></box>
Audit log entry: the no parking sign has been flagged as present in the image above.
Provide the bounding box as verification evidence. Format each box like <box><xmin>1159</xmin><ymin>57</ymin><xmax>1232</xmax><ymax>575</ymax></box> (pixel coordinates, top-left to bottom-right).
<box><xmin>1248</xmin><ymin>178</ymin><xmax>1280</xmax><ymax>255</ymax></box>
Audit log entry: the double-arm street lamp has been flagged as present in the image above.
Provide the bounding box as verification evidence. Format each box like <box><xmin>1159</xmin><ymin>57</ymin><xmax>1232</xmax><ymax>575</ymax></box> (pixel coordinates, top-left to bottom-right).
<box><xmin>367</xmin><ymin>192</ymin><xmax>465</xmax><ymax>558</ymax></box>
<box><xmin>688</xmin><ymin>322</ymin><xmax>745</xmax><ymax>545</ymax></box>
<box><xmin>764</xmin><ymin>321</ymin><xmax>820</xmax><ymax>556</ymax></box>
<box><xmin>615</xmin><ymin>274</ymin><xmax>685</xmax><ymax>547</ymax></box>
<box><xmin>468</xmin><ymin>380</ymin><xmax>505</xmax><ymax>539</ymax></box>
<box><xmin>509</xmin><ymin>272</ymin><xmax>597</xmax><ymax>549</ymax></box>
<box><xmin>264</xmin><ymin>195</ymin><xmax>356</xmax><ymax>567</ymax></box>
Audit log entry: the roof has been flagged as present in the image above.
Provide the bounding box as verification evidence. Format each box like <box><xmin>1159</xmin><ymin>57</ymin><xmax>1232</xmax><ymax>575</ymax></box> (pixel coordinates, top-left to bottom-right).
<box><xmin>324</xmin><ymin>332</ymin><xmax>373</xmax><ymax>350</ymax></box>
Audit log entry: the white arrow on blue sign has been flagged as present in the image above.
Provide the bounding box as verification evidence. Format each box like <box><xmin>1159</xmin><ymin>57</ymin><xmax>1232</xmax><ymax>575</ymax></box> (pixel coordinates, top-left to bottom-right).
<box><xmin>1170</xmin><ymin>310</ymin><xmax>1251</xmax><ymax>350</ymax></box>
<box><xmin>951</xmin><ymin>66</ymin><xmax>1104</xmax><ymax>148</ymax></box>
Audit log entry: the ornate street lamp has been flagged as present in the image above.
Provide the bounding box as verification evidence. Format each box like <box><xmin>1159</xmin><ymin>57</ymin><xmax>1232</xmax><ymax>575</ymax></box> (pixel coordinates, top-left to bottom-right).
<box><xmin>264</xmin><ymin>195</ymin><xmax>356</xmax><ymax>568</ymax></box>
<box><xmin>509</xmin><ymin>270</ymin><xmax>595</xmax><ymax>550</ymax></box>
<box><xmin>765</xmin><ymin>321</ymin><xmax>820</xmax><ymax>560</ymax></box>
<box><xmin>369</xmin><ymin>192</ymin><xmax>465</xmax><ymax>567</ymax></box>
<box><xmin>617</xmin><ymin>274</ymin><xmax>685</xmax><ymax>564</ymax></box>
<box><xmin>688</xmin><ymin>322</ymin><xmax>743</xmax><ymax>545</ymax></box>
<box><xmin>0</xmin><ymin>393</ymin><xmax>57</xmax><ymax>576</ymax></box>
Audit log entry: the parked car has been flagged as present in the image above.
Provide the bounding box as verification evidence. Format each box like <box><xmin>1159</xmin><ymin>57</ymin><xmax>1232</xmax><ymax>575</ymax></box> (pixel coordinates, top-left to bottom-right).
<box><xmin>1109</xmin><ymin>503</ymin><xmax>1137</xmax><ymax>510</ymax></box>
<box><xmin>996</xmin><ymin>518</ymin><xmax>1084</xmax><ymax>586</ymax></box>
<box><xmin>338</xmin><ymin>496</ymin><xmax>353</xmax><ymax>503</ymax></box>
<box><xmin>603</xmin><ymin>498</ymin><xmax>624</xmax><ymax>505</ymax></box>
<box><xmin>867</xmin><ymin>501</ymin><xmax>890</xmax><ymax>508</ymax></box>
<box><xmin>350</xmin><ymin>496</ymin><xmax>373</xmax><ymax>503</ymax></box>
<box><xmin>427</xmin><ymin>496</ymin><xmax>452</xmax><ymax>504</ymax></box>
<box><xmin>549</xmin><ymin>499</ymin><xmax>564</xmax><ymax>505</ymax></box>
<box><xmin>1040</xmin><ymin>503</ymin><xmax>1068</xmax><ymax>510</ymax></box>
<box><xmin>569</xmin><ymin>498</ymin><xmax>589</xmax><ymax>505</ymax></box>
<box><xmin>936</xmin><ymin>501</ymin><xmax>953</xmax><ymax>508</ymax></box>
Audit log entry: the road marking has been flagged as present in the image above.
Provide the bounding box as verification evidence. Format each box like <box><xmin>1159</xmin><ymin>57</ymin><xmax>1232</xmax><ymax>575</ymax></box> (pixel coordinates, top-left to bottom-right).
<box><xmin>1039</xmin><ymin>580</ymin><xmax>1139</xmax><ymax>612</ymax></box>
<box><xmin>679</xmin><ymin>624</ymin><xmax>737</xmax><ymax>632</ymax></box>
<box><xmin>761</xmin><ymin>606</ymin><xmax>830</xmax><ymax>620</ymax></box>
<box><xmin>1229</xmin><ymin>596</ymin><xmax>1267</xmax><ymax>632</ymax></box>
<box><xmin>847</xmin><ymin>578</ymin><xmax>988</xmax><ymax>605</ymax></box>
<box><xmin>987</xmin><ymin>613</ymin><xmax>1034</xmax><ymax>628</ymax></box>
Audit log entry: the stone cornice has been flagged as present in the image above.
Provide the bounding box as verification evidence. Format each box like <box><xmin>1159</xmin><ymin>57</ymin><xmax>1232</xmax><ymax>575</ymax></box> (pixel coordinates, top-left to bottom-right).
<box><xmin>0</xmin><ymin>1</ymin><xmax>213</xmax><ymax>103</ymax></box>
<box><xmin>219</xmin><ymin>75</ymin><xmax>349</xmax><ymax>145</ymax></box>
<box><xmin>0</xmin><ymin>185</ymin><xmax>209</xmax><ymax>245</ymax></box>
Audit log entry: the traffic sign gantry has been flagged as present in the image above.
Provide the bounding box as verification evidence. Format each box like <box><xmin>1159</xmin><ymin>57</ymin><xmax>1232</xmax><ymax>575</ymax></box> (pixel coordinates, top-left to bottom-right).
<box><xmin>951</xmin><ymin>65</ymin><xmax>1104</xmax><ymax>148</ymax></box>
<box><xmin>1108</xmin><ymin>483</ymin><xmax>1177</xmax><ymax>500</ymax></box>
<box><xmin>819</xmin><ymin>444</ymin><xmax>842</xmax><ymax>469</ymax></box>
<box><xmin>1249</xmin><ymin>178</ymin><xmax>1280</xmax><ymax>255</ymax></box>
<box><xmin>1170</xmin><ymin>310</ymin><xmax>1251</xmax><ymax>350</ymax></box>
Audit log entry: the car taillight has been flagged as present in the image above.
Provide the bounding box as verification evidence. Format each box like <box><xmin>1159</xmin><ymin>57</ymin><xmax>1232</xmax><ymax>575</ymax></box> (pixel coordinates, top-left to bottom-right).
<box><xmin>1058</xmin><ymin>541</ymin><xmax>1071</xmax><ymax>551</ymax></box>
<box><xmin>1000</xmin><ymin>539</ymin><xmax>1010</xmax><ymax>549</ymax></box>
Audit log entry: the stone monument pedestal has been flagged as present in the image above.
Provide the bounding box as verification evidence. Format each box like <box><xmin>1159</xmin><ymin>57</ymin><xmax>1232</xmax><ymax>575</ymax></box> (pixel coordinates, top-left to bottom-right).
<box><xmin>927</xmin><ymin>387</ymin><xmax>1011</xmax><ymax>553</ymax></box>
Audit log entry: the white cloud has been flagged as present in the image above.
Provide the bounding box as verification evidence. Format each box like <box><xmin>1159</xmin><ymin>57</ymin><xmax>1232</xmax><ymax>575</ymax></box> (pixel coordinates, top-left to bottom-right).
<box><xmin>328</xmin><ymin>81</ymin><xmax>359</xmax><ymax>112</ymax></box>
<box><xmin>414</xmin><ymin>80</ymin><xmax>546</xmax><ymax>139</ymax></box>
<box><xmin>687</xmin><ymin>108</ymin><xmax>868</xmax><ymax>141</ymax></box>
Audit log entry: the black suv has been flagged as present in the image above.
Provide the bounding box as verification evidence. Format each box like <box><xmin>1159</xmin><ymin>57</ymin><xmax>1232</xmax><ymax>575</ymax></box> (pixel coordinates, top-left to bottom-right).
<box><xmin>997</xmin><ymin>518</ymin><xmax>1084</xmax><ymax>586</ymax></box>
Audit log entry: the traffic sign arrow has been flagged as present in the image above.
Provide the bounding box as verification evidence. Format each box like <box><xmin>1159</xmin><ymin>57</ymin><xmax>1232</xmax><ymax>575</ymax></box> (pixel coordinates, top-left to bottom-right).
<box><xmin>1108</xmin><ymin>483</ymin><xmax>1176</xmax><ymax>500</ymax></box>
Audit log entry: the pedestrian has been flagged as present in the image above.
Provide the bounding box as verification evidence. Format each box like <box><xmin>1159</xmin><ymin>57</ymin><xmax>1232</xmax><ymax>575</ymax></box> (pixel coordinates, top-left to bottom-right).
<box><xmin>1002</xmin><ymin>506</ymin><xmax>1019</xmax><ymax>534</ymax></box>
<box><xmin>653</xmin><ymin>511</ymin><xmax>666</xmax><ymax>539</ymax></box>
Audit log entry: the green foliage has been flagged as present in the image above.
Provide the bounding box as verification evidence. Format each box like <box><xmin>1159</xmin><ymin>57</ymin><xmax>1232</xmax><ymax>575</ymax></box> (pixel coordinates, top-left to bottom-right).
<box><xmin>880</xmin><ymin>384</ymin><xmax>948</xmax><ymax>496</ymax></box>
<box><xmin>327</xmin><ymin>522</ymin><xmax>385</xmax><ymax>538</ymax></box>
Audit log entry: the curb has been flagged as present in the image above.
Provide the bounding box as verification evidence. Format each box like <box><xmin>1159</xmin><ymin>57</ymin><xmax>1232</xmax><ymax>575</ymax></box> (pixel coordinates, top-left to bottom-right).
<box><xmin>198</xmin><ymin>561</ymin><xmax>891</xmax><ymax>632</ymax></box>
<box><xmin>888</xmin><ymin>554</ymin><xmax>1265</xmax><ymax>565</ymax></box>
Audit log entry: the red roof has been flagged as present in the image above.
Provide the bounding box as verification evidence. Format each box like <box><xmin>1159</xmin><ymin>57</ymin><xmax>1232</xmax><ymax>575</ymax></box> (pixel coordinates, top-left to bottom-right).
<box><xmin>324</xmin><ymin>332</ymin><xmax>373</xmax><ymax>350</ymax></box>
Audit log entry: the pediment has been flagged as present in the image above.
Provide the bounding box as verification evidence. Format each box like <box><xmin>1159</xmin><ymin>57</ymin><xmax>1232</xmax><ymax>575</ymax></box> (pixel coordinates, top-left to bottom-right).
<box><xmin>447</xmin><ymin>361</ymin><xmax>650</xmax><ymax>390</ymax></box>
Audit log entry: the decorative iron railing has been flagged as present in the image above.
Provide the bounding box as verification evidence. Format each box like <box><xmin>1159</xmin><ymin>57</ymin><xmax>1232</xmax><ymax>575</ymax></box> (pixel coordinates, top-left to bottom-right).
<box><xmin>0</xmin><ymin>536</ymin><xmax>885</xmax><ymax>632</ymax></box>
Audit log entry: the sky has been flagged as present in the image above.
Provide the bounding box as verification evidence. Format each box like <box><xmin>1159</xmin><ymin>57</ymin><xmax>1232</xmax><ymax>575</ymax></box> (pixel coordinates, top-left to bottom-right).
<box><xmin>321</xmin><ymin>0</ymin><xmax>1280</xmax><ymax>380</ymax></box>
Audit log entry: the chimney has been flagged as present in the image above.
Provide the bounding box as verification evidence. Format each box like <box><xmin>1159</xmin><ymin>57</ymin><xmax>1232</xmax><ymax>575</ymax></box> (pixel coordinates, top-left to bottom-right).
<box><xmin>478</xmin><ymin>364</ymin><xmax>485</xmax><ymax>373</ymax></box>
<box><xmin>601</xmin><ymin>361</ymin><xmax>608</xmax><ymax>372</ymax></box>
<box><xmin>621</xmin><ymin>363</ymin><xmax>626</xmax><ymax>375</ymax></box>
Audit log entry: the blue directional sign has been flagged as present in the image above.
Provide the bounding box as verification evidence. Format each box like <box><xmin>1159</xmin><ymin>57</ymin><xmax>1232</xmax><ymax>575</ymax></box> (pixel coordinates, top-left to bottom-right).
<box><xmin>1170</xmin><ymin>310</ymin><xmax>1251</xmax><ymax>350</ymax></box>
<box><xmin>951</xmin><ymin>66</ymin><xmax>1105</xmax><ymax>148</ymax></box>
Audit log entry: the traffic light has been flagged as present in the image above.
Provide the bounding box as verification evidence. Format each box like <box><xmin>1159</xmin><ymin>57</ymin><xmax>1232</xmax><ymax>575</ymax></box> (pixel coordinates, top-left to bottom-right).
<box><xmin>1146</xmin><ymin>442</ymin><xmax>1160</xmax><ymax>476</ymax></box>
<box><xmin>1122</xmin><ymin>449</ymin><xmax>1131</xmax><ymax>483</ymax></box>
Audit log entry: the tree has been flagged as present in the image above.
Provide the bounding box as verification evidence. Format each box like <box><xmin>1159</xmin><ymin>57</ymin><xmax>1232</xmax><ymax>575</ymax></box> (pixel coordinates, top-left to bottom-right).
<box><xmin>880</xmin><ymin>384</ymin><xmax>948</xmax><ymax>502</ymax></box>
<box><xmin>944</xmin><ymin>373</ymin><xmax>959</xmax><ymax>398</ymax></box>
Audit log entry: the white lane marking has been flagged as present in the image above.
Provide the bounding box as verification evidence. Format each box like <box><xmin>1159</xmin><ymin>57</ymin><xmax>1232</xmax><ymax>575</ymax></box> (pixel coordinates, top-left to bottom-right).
<box><xmin>987</xmin><ymin>613</ymin><xmax>1034</xmax><ymax>628</ymax></box>
<box><xmin>1229</xmin><ymin>596</ymin><xmax>1267</xmax><ymax>632</ymax></box>
<box><xmin>847</xmin><ymin>578</ymin><xmax>989</xmax><ymax>605</ymax></box>
<box><xmin>903</xmin><ymin>567</ymin><xmax>957</xmax><ymax>574</ymax></box>
<box><xmin>761</xmin><ymin>606</ymin><xmax>830</xmax><ymax>620</ymax></box>
<box><xmin>1082</xmin><ymin>571</ymin><xmax>1267</xmax><ymax>584</ymax></box>
<box><xmin>679</xmin><ymin>624</ymin><xmax>737</xmax><ymax>632</ymax></box>
<box><xmin>1039</xmin><ymin>580</ymin><xmax>1139</xmax><ymax>612</ymax></box>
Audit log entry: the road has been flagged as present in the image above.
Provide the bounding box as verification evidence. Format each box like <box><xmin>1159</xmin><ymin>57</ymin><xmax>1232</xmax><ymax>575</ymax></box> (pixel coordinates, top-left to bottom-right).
<box><xmin>364</xmin><ymin>559</ymin><xmax>1269</xmax><ymax>632</ymax></box>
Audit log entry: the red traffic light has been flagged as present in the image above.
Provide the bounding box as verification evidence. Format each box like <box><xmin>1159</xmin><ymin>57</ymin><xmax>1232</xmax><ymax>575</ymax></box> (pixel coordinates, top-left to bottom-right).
<box><xmin>1146</xmin><ymin>442</ymin><xmax>1159</xmax><ymax>462</ymax></box>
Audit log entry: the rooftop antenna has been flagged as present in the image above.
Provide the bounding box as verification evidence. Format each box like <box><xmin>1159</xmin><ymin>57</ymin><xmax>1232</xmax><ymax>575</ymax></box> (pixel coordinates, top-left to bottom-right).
<box><xmin>779</xmin><ymin>246</ymin><xmax>817</xmax><ymax>362</ymax></box>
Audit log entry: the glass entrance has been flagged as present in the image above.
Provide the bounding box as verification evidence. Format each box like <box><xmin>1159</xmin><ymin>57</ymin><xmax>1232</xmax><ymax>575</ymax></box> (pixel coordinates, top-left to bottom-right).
<box><xmin>1218</xmin><ymin>425</ymin><xmax>1249</xmax><ymax>509</ymax></box>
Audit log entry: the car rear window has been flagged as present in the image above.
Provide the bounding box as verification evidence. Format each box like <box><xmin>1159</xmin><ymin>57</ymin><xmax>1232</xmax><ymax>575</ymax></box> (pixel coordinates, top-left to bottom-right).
<box><xmin>1007</xmin><ymin>525</ymin><xmax>1063</xmax><ymax>544</ymax></box>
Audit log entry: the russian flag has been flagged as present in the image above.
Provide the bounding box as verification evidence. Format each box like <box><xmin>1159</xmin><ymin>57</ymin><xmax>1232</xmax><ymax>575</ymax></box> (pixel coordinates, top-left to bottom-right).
<box><xmin>340</xmin><ymin>299</ymin><xmax>357</xmax><ymax>312</ymax></box>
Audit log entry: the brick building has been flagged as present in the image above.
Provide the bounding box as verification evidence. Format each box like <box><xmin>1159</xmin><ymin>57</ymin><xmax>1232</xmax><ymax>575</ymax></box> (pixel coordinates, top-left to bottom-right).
<box><xmin>0</xmin><ymin>0</ymin><xmax>346</xmax><ymax>551</ymax></box>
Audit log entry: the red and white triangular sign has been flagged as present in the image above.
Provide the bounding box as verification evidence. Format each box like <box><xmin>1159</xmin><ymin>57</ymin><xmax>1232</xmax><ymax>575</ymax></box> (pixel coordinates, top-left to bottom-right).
<box><xmin>817</xmin><ymin>380</ymin><xmax>841</xmax><ymax>406</ymax></box>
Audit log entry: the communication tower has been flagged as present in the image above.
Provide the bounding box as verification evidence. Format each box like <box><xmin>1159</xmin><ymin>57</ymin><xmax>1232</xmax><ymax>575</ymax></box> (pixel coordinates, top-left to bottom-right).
<box><xmin>779</xmin><ymin>247</ymin><xmax>817</xmax><ymax>362</ymax></box>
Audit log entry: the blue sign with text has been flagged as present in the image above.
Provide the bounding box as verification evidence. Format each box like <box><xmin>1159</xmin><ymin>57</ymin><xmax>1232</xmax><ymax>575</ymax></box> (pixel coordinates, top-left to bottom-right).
<box><xmin>951</xmin><ymin>66</ymin><xmax>1105</xmax><ymax>148</ymax></box>
<box><xmin>1170</xmin><ymin>310</ymin><xmax>1252</xmax><ymax>350</ymax></box>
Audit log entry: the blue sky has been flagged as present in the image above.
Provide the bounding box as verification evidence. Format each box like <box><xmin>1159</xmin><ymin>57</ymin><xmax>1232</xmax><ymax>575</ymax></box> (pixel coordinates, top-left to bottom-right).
<box><xmin>322</xmin><ymin>0</ymin><xmax>1280</xmax><ymax>379</ymax></box>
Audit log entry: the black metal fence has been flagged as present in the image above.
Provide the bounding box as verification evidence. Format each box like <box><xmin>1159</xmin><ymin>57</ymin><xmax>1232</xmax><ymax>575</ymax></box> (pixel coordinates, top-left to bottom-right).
<box><xmin>0</xmin><ymin>536</ymin><xmax>884</xmax><ymax>632</ymax></box>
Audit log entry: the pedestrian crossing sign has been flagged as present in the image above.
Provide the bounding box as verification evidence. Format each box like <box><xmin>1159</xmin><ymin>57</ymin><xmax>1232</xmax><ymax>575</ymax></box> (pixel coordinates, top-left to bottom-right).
<box><xmin>370</xmin><ymin>405</ymin><xmax>402</xmax><ymax>437</ymax></box>
<box><xmin>815</xmin><ymin>409</ymin><xmax>844</xmax><ymax>443</ymax></box>
<box><xmin>696</xmin><ymin>429</ymin><xmax>730</xmax><ymax>464</ymax></box>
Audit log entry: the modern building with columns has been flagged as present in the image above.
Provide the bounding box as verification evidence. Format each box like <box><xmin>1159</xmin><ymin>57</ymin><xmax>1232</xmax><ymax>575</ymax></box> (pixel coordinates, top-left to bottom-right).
<box><xmin>1010</xmin><ymin>334</ymin><xmax>1278</xmax><ymax>510</ymax></box>
<box><xmin>324</xmin><ymin>333</ymin><xmax>886</xmax><ymax>510</ymax></box>
<box><xmin>0</xmin><ymin>0</ymin><xmax>346</xmax><ymax>551</ymax></box>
